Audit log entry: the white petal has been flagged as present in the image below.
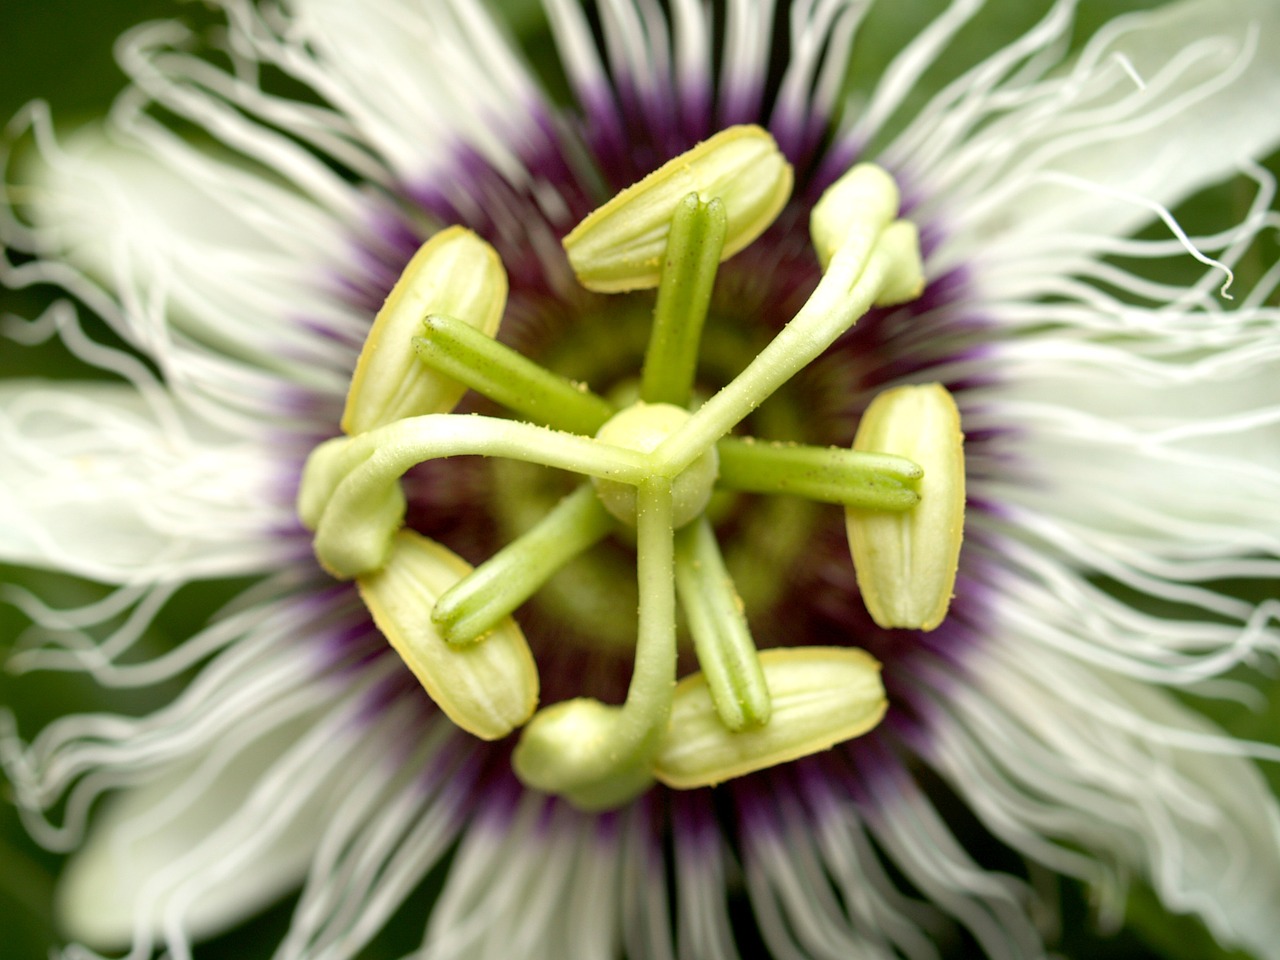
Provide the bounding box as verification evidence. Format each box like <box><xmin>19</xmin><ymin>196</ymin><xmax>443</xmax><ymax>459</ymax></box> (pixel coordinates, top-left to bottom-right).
<box><xmin>805</xmin><ymin>781</ymin><xmax>952</xmax><ymax>959</ymax></box>
<box><xmin>114</xmin><ymin>23</ymin><xmax>377</xmax><ymax>221</ymax></box>
<box><xmin>1039</xmin><ymin>0</ymin><xmax>1280</xmax><ymax>226</ymax></box>
<box><xmin>857</xmin><ymin>760</ymin><xmax>1045</xmax><ymax>959</ymax></box>
<box><xmin>3</xmin><ymin>589</ymin><xmax>362</xmax><ymax>849</ymax></box>
<box><xmin>17</xmin><ymin>121</ymin><xmax>359</xmax><ymax>399</ymax></box>
<box><xmin>916</xmin><ymin>0</ymin><xmax>1280</xmax><ymax>247</ymax></box>
<box><xmin>57</xmin><ymin>711</ymin><xmax>322</xmax><ymax>948</ymax></box>
<box><xmin>924</xmin><ymin>632</ymin><xmax>1280</xmax><ymax>958</ymax></box>
<box><xmin>249</xmin><ymin>0</ymin><xmax>552</xmax><ymax>184</ymax></box>
<box><xmin>279</xmin><ymin>722</ymin><xmax>467</xmax><ymax>960</ymax></box>
<box><xmin>670</xmin><ymin>801</ymin><xmax>738</xmax><ymax>960</ymax></box>
<box><xmin>422</xmin><ymin>793</ymin><xmax>626</xmax><ymax>959</ymax></box>
<box><xmin>0</xmin><ymin>381</ymin><xmax>297</xmax><ymax>583</ymax></box>
<box><xmin>744</xmin><ymin>789</ymin><xmax>921</xmax><ymax>960</ymax></box>
<box><xmin>619</xmin><ymin>799</ymin><xmax>675</xmax><ymax>960</ymax></box>
<box><xmin>54</xmin><ymin>644</ymin><xmax>412</xmax><ymax>952</ymax></box>
<box><xmin>769</xmin><ymin>0</ymin><xmax>870</xmax><ymax>148</ymax></box>
<box><xmin>720</xmin><ymin>0</ymin><xmax>779</xmax><ymax>123</ymax></box>
<box><xmin>849</xmin><ymin>0</ymin><xmax>988</xmax><ymax>151</ymax></box>
<box><xmin>973</xmin><ymin>335</ymin><xmax>1280</xmax><ymax>570</ymax></box>
<box><xmin>970</xmin><ymin>522</ymin><xmax>1279</xmax><ymax>691</ymax></box>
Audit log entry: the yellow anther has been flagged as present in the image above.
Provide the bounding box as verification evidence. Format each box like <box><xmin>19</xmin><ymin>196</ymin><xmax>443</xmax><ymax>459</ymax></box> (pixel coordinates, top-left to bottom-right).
<box><xmin>652</xmin><ymin>647</ymin><xmax>886</xmax><ymax>789</ymax></box>
<box><xmin>357</xmin><ymin>530</ymin><xmax>538</xmax><ymax>740</ymax></box>
<box><xmin>845</xmin><ymin>383</ymin><xmax>965</xmax><ymax>631</ymax></box>
<box><xmin>342</xmin><ymin>226</ymin><xmax>507</xmax><ymax>435</ymax></box>
<box><xmin>563</xmin><ymin>125</ymin><xmax>792</xmax><ymax>292</ymax></box>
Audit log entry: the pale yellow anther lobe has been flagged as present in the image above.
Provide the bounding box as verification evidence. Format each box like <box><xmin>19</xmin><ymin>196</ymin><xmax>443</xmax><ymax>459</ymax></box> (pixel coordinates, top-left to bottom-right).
<box><xmin>356</xmin><ymin>530</ymin><xmax>538</xmax><ymax>740</ymax></box>
<box><xmin>652</xmin><ymin>647</ymin><xmax>887</xmax><ymax>789</ymax></box>
<box><xmin>845</xmin><ymin>383</ymin><xmax>965</xmax><ymax>631</ymax></box>
<box><xmin>342</xmin><ymin>226</ymin><xmax>507</xmax><ymax>435</ymax></box>
<box><xmin>563</xmin><ymin>125</ymin><xmax>793</xmax><ymax>292</ymax></box>
<box><xmin>302</xmin><ymin>227</ymin><xmax>508</xmax><ymax>578</ymax></box>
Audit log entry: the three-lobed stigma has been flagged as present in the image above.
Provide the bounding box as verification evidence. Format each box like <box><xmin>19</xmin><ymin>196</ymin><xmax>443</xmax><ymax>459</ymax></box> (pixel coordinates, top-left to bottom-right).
<box><xmin>296</xmin><ymin>125</ymin><xmax>966</xmax><ymax>810</ymax></box>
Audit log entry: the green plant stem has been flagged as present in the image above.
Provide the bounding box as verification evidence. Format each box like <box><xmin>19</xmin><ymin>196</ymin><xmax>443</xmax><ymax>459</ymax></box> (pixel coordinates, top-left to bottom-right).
<box><xmin>307</xmin><ymin>414</ymin><xmax>653</xmax><ymax>577</ymax></box>
<box><xmin>433</xmin><ymin>485</ymin><xmax>614</xmax><ymax>644</ymax></box>
<box><xmin>640</xmin><ymin>193</ymin><xmax>728</xmax><ymax>407</ymax></box>
<box><xmin>716</xmin><ymin>437</ymin><xmax>921</xmax><ymax>509</ymax></box>
<box><xmin>414</xmin><ymin>314</ymin><xmax>615</xmax><ymax>435</ymax></box>
<box><xmin>337</xmin><ymin>413</ymin><xmax>650</xmax><ymax>489</ymax></box>
<box><xmin>652</xmin><ymin>228</ymin><xmax>901</xmax><ymax>476</ymax></box>
<box><xmin>675</xmin><ymin>517</ymin><xmax>770</xmax><ymax>731</ymax></box>
<box><xmin>621</xmin><ymin>476</ymin><xmax>678</xmax><ymax>746</ymax></box>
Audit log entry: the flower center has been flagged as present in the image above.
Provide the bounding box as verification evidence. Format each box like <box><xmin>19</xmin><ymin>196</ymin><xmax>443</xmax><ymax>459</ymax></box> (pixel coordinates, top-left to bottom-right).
<box><xmin>592</xmin><ymin>402</ymin><xmax>719</xmax><ymax>528</ymax></box>
<box><xmin>296</xmin><ymin>125</ymin><xmax>966</xmax><ymax>810</ymax></box>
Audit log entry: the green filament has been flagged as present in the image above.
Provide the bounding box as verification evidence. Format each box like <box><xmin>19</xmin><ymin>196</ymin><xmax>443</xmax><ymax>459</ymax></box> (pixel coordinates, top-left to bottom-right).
<box><xmin>641</xmin><ymin>193</ymin><xmax>728</xmax><ymax>407</ymax></box>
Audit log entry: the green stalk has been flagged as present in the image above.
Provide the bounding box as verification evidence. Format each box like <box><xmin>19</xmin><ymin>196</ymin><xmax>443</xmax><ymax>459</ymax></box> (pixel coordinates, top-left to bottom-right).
<box><xmin>621</xmin><ymin>477</ymin><xmax>678</xmax><ymax>744</ymax></box>
<box><xmin>640</xmin><ymin>193</ymin><xmax>728</xmax><ymax>407</ymax></box>
<box><xmin>306</xmin><ymin>414</ymin><xmax>653</xmax><ymax>578</ymax></box>
<box><xmin>433</xmin><ymin>485</ymin><xmax>614</xmax><ymax>644</ymax></box>
<box><xmin>716</xmin><ymin>437</ymin><xmax>921</xmax><ymax>510</ymax></box>
<box><xmin>675</xmin><ymin>517</ymin><xmax>771</xmax><ymax>731</ymax></box>
<box><xmin>414</xmin><ymin>314</ymin><xmax>615</xmax><ymax>435</ymax></box>
<box><xmin>653</xmin><ymin>222</ymin><xmax>918</xmax><ymax>476</ymax></box>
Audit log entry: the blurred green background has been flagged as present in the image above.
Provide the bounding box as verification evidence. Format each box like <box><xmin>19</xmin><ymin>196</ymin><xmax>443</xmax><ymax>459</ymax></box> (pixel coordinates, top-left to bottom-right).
<box><xmin>0</xmin><ymin>1</ymin><xmax>1276</xmax><ymax>958</ymax></box>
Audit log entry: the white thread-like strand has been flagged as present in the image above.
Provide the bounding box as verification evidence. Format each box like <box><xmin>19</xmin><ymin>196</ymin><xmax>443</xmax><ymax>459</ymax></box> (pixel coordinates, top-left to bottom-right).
<box><xmin>3</xmin><ymin>1</ymin><xmax>1278</xmax><ymax>958</ymax></box>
